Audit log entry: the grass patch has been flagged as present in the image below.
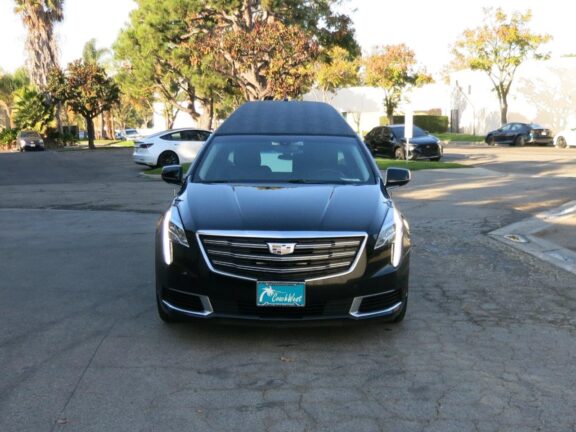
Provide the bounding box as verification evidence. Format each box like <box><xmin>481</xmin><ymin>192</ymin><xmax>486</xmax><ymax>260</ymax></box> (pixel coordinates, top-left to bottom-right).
<box><xmin>144</xmin><ymin>162</ymin><xmax>191</xmax><ymax>175</ymax></box>
<box><xmin>375</xmin><ymin>158</ymin><xmax>468</xmax><ymax>171</ymax></box>
<box><xmin>436</xmin><ymin>133</ymin><xmax>485</xmax><ymax>143</ymax></box>
<box><xmin>74</xmin><ymin>139</ymin><xmax>135</xmax><ymax>148</ymax></box>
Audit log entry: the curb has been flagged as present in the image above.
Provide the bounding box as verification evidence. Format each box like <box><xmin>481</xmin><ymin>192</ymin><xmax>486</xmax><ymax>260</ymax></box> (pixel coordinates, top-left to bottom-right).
<box><xmin>489</xmin><ymin>201</ymin><xmax>576</xmax><ymax>276</ymax></box>
<box><xmin>139</xmin><ymin>172</ymin><xmax>161</xmax><ymax>180</ymax></box>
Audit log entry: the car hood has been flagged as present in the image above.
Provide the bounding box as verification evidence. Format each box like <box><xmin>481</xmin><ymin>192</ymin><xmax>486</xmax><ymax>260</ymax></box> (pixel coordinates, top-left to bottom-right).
<box><xmin>177</xmin><ymin>183</ymin><xmax>388</xmax><ymax>234</ymax></box>
<box><xmin>407</xmin><ymin>136</ymin><xmax>439</xmax><ymax>145</ymax></box>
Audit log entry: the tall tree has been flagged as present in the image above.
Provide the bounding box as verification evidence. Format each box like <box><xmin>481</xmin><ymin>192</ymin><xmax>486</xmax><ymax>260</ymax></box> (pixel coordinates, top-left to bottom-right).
<box><xmin>315</xmin><ymin>46</ymin><xmax>359</xmax><ymax>101</ymax></box>
<box><xmin>0</xmin><ymin>68</ymin><xmax>30</xmax><ymax>127</ymax></box>
<box><xmin>82</xmin><ymin>38</ymin><xmax>110</xmax><ymax>65</ymax></box>
<box><xmin>115</xmin><ymin>0</ymin><xmax>358</xmax><ymax>128</ymax></box>
<box><xmin>185</xmin><ymin>0</ymin><xmax>357</xmax><ymax>101</ymax></box>
<box><xmin>48</xmin><ymin>61</ymin><xmax>120</xmax><ymax>149</ymax></box>
<box><xmin>364</xmin><ymin>44</ymin><xmax>432</xmax><ymax>124</ymax></box>
<box><xmin>14</xmin><ymin>0</ymin><xmax>64</xmax><ymax>89</ymax></box>
<box><xmin>114</xmin><ymin>0</ymin><xmax>223</xmax><ymax>129</ymax></box>
<box><xmin>452</xmin><ymin>8</ymin><xmax>551</xmax><ymax>125</ymax></box>
<box><xmin>12</xmin><ymin>86</ymin><xmax>54</xmax><ymax>133</ymax></box>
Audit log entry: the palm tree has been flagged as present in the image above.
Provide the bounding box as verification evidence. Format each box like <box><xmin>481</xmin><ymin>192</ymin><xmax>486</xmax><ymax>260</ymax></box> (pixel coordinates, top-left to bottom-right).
<box><xmin>82</xmin><ymin>38</ymin><xmax>110</xmax><ymax>65</ymax></box>
<box><xmin>14</xmin><ymin>0</ymin><xmax>64</xmax><ymax>89</ymax></box>
<box><xmin>0</xmin><ymin>68</ymin><xmax>30</xmax><ymax>127</ymax></box>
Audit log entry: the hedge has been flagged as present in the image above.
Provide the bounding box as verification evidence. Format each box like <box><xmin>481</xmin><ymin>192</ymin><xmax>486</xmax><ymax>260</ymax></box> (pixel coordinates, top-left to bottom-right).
<box><xmin>379</xmin><ymin>115</ymin><xmax>449</xmax><ymax>133</ymax></box>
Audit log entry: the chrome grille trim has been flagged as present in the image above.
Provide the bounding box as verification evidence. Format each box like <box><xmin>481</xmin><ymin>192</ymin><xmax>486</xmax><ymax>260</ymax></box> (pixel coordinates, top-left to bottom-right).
<box><xmin>206</xmin><ymin>249</ymin><xmax>356</xmax><ymax>262</ymax></box>
<box><xmin>295</xmin><ymin>240</ymin><xmax>361</xmax><ymax>250</ymax></box>
<box><xmin>203</xmin><ymin>239</ymin><xmax>268</xmax><ymax>249</ymax></box>
<box><xmin>212</xmin><ymin>260</ymin><xmax>351</xmax><ymax>273</ymax></box>
<box><xmin>196</xmin><ymin>230</ymin><xmax>368</xmax><ymax>282</ymax></box>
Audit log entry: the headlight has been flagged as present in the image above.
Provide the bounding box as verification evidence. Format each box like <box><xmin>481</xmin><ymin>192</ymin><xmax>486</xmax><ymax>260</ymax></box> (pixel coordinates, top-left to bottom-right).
<box><xmin>374</xmin><ymin>206</ymin><xmax>404</xmax><ymax>267</ymax></box>
<box><xmin>162</xmin><ymin>207</ymin><xmax>189</xmax><ymax>265</ymax></box>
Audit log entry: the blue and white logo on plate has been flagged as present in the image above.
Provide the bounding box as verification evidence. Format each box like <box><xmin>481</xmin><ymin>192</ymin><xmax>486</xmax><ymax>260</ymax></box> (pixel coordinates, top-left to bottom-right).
<box><xmin>257</xmin><ymin>282</ymin><xmax>305</xmax><ymax>307</ymax></box>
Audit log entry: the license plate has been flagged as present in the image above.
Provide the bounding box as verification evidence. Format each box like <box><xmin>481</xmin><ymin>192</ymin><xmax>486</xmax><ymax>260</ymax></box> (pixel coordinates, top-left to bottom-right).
<box><xmin>256</xmin><ymin>281</ymin><xmax>305</xmax><ymax>307</ymax></box>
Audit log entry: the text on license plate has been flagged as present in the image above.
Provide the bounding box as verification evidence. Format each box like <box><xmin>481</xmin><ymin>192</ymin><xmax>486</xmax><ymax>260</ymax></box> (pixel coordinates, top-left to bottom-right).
<box><xmin>256</xmin><ymin>281</ymin><xmax>305</xmax><ymax>307</ymax></box>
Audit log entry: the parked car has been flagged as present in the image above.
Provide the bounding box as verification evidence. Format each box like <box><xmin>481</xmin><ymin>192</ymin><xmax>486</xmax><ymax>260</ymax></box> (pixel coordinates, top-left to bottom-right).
<box><xmin>124</xmin><ymin>128</ymin><xmax>143</xmax><ymax>140</ymax></box>
<box><xmin>364</xmin><ymin>124</ymin><xmax>443</xmax><ymax>161</ymax></box>
<box><xmin>553</xmin><ymin>127</ymin><xmax>576</xmax><ymax>148</ymax></box>
<box><xmin>155</xmin><ymin>101</ymin><xmax>411</xmax><ymax>324</ymax></box>
<box><xmin>133</xmin><ymin>128</ymin><xmax>212</xmax><ymax>166</ymax></box>
<box><xmin>17</xmin><ymin>130</ymin><xmax>45</xmax><ymax>152</ymax></box>
<box><xmin>485</xmin><ymin>123</ymin><xmax>553</xmax><ymax>146</ymax></box>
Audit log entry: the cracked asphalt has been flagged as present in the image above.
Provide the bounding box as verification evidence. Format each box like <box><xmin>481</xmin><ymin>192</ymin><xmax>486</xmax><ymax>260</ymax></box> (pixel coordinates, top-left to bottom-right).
<box><xmin>0</xmin><ymin>146</ymin><xmax>575</xmax><ymax>431</ymax></box>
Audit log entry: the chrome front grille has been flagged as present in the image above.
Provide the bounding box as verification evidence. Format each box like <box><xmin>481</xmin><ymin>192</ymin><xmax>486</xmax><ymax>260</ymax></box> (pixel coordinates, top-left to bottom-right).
<box><xmin>198</xmin><ymin>232</ymin><xmax>366</xmax><ymax>281</ymax></box>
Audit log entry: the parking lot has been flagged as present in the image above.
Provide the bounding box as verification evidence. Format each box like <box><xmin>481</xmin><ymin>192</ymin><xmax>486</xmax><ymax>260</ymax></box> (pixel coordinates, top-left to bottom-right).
<box><xmin>1</xmin><ymin>145</ymin><xmax>575</xmax><ymax>432</ymax></box>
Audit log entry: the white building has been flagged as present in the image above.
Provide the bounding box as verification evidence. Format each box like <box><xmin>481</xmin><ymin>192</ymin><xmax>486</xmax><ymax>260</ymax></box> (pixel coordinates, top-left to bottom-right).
<box><xmin>303</xmin><ymin>83</ymin><xmax>450</xmax><ymax>135</ymax></box>
<box><xmin>449</xmin><ymin>57</ymin><xmax>576</xmax><ymax>135</ymax></box>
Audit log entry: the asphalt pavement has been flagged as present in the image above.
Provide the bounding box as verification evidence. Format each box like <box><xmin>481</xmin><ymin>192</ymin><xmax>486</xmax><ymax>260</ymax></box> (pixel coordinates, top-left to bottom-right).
<box><xmin>0</xmin><ymin>147</ymin><xmax>575</xmax><ymax>432</ymax></box>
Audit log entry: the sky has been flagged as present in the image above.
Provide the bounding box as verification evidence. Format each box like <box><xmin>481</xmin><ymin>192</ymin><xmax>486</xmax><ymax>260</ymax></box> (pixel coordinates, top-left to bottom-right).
<box><xmin>0</xmin><ymin>0</ymin><xmax>575</xmax><ymax>76</ymax></box>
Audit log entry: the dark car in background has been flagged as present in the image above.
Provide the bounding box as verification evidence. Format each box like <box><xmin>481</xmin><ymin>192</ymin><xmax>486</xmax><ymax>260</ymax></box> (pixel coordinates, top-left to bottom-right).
<box><xmin>364</xmin><ymin>125</ymin><xmax>443</xmax><ymax>161</ymax></box>
<box><xmin>155</xmin><ymin>101</ymin><xmax>412</xmax><ymax>324</ymax></box>
<box><xmin>485</xmin><ymin>123</ymin><xmax>553</xmax><ymax>146</ymax></box>
<box><xmin>17</xmin><ymin>130</ymin><xmax>45</xmax><ymax>152</ymax></box>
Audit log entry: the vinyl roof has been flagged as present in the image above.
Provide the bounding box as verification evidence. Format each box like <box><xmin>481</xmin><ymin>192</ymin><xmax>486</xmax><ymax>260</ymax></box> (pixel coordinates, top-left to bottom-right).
<box><xmin>213</xmin><ymin>101</ymin><xmax>357</xmax><ymax>137</ymax></box>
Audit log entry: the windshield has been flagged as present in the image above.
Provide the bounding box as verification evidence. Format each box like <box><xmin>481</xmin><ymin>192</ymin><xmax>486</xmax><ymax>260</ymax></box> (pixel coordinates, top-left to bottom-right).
<box><xmin>391</xmin><ymin>126</ymin><xmax>427</xmax><ymax>138</ymax></box>
<box><xmin>20</xmin><ymin>131</ymin><xmax>41</xmax><ymax>138</ymax></box>
<box><xmin>193</xmin><ymin>135</ymin><xmax>376</xmax><ymax>185</ymax></box>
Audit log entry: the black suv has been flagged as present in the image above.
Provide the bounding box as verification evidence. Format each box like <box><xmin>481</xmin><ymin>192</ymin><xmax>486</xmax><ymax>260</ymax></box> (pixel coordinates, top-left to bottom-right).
<box><xmin>155</xmin><ymin>101</ymin><xmax>411</xmax><ymax>323</ymax></box>
<box><xmin>364</xmin><ymin>125</ymin><xmax>443</xmax><ymax>161</ymax></box>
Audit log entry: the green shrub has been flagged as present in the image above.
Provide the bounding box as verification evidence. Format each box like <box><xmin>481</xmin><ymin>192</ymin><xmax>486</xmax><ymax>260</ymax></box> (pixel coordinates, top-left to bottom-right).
<box><xmin>0</xmin><ymin>128</ymin><xmax>18</xmax><ymax>150</ymax></box>
<box><xmin>391</xmin><ymin>115</ymin><xmax>448</xmax><ymax>133</ymax></box>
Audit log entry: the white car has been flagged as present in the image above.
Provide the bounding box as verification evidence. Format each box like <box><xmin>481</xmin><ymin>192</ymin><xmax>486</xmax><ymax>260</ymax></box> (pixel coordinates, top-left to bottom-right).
<box><xmin>554</xmin><ymin>127</ymin><xmax>576</xmax><ymax>148</ymax></box>
<box><xmin>133</xmin><ymin>128</ymin><xmax>212</xmax><ymax>166</ymax></box>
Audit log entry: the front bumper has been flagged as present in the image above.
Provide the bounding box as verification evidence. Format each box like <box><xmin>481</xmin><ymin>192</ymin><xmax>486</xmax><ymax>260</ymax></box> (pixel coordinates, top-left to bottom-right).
<box><xmin>21</xmin><ymin>144</ymin><xmax>45</xmax><ymax>151</ymax></box>
<box><xmin>407</xmin><ymin>144</ymin><xmax>442</xmax><ymax>160</ymax></box>
<box><xmin>156</xmin><ymin>231</ymin><xmax>410</xmax><ymax>322</ymax></box>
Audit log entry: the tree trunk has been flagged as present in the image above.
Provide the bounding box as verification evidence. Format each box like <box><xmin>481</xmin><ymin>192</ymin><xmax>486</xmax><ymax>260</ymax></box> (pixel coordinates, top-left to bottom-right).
<box><xmin>105</xmin><ymin>111</ymin><xmax>115</xmax><ymax>140</ymax></box>
<box><xmin>86</xmin><ymin>115</ymin><xmax>95</xmax><ymax>149</ymax></box>
<box><xmin>386</xmin><ymin>104</ymin><xmax>394</xmax><ymax>126</ymax></box>
<box><xmin>197</xmin><ymin>97</ymin><xmax>215</xmax><ymax>130</ymax></box>
<box><xmin>56</xmin><ymin>102</ymin><xmax>63</xmax><ymax>135</ymax></box>
<box><xmin>500</xmin><ymin>100</ymin><xmax>508</xmax><ymax>126</ymax></box>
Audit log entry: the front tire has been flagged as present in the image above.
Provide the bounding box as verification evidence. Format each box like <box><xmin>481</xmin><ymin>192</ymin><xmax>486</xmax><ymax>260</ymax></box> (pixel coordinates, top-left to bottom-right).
<box><xmin>157</xmin><ymin>151</ymin><xmax>179</xmax><ymax>167</ymax></box>
<box><xmin>514</xmin><ymin>135</ymin><xmax>525</xmax><ymax>147</ymax></box>
<box><xmin>430</xmin><ymin>157</ymin><xmax>441</xmax><ymax>162</ymax></box>
<box><xmin>556</xmin><ymin>136</ymin><xmax>567</xmax><ymax>149</ymax></box>
<box><xmin>486</xmin><ymin>135</ymin><xmax>495</xmax><ymax>146</ymax></box>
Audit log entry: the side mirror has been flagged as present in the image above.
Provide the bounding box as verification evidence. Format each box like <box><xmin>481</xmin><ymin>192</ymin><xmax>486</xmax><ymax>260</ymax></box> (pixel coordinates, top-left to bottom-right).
<box><xmin>385</xmin><ymin>167</ymin><xmax>411</xmax><ymax>188</ymax></box>
<box><xmin>161</xmin><ymin>165</ymin><xmax>183</xmax><ymax>185</ymax></box>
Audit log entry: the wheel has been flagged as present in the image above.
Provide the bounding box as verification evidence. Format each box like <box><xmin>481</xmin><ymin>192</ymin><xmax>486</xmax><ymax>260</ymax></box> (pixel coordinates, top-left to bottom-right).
<box><xmin>486</xmin><ymin>135</ymin><xmax>495</xmax><ymax>146</ymax></box>
<box><xmin>156</xmin><ymin>292</ymin><xmax>183</xmax><ymax>323</ymax></box>
<box><xmin>157</xmin><ymin>151</ymin><xmax>179</xmax><ymax>167</ymax></box>
<box><xmin>430</xmin><ymin>157</ymin><xmax>441</xmax><ymax>162</ymax></box>
<box><xmin>556</xmin><ymin>136</ymin><xmax>567</xmax><ymax>149</ymax></box>
<box><xmin>394</xmin><ymin>147</ymin><xmax>406</xmax><ymax>160</ymax></box>
<box><xmin>392</xmin><ymin>297</ymin><xmax>408</xmax><ymax>323</ymax></box>
<box><xmin>514</xmin><ymin>135</ymin><xmax>525</xmax><ymax>147</ymax></box>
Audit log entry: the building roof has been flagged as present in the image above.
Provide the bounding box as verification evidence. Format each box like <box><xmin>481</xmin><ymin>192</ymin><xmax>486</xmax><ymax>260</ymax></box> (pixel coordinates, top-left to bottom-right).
<box><xmin>213</xmin><ymin>101</ymin><xmax>357</xmax><ymax>137</ymax></box>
